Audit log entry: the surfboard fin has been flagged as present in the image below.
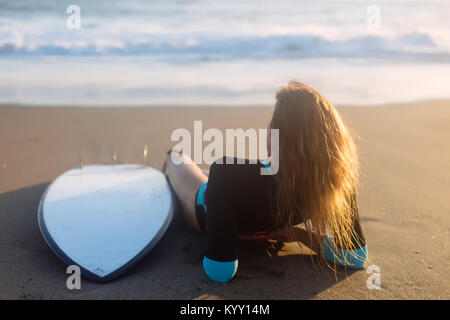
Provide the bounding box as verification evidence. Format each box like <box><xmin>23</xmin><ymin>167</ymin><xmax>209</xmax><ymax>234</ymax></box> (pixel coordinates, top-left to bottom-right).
<box><xmin>78</xmin><ymin>150</ymin><xmax>83</xmax><ymax>169</ymax></box>
<box><xmin>143</xmin><ymin>144</ymin><xmax>148</xmax><ymax>166</ymax></box>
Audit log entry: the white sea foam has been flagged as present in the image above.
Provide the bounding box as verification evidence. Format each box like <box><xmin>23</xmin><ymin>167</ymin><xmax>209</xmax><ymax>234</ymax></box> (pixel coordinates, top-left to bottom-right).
<box><xmin>1</xmin><ymin>0</ymin><xmax>449</xmax><ymax>105</ymax></box>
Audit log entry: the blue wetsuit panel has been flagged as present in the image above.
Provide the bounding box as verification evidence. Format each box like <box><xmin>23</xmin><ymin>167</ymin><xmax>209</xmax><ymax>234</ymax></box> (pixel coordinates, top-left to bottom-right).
<box><xmin>203</xmin><ymin>257</ymin><xmax>238</xmax><ymax>283</ymax></box>
<box><xmin>320</xmin><ymin>236</ymin><xmax>368</xmax><ymax>269</ymax></box>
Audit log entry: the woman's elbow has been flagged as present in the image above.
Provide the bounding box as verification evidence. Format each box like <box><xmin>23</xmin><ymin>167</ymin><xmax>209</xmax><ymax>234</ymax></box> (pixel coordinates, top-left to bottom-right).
<box><xmin>321</xmin><ymin>236</ymin><xmax>368</xmax><ymax>269</ymax></box>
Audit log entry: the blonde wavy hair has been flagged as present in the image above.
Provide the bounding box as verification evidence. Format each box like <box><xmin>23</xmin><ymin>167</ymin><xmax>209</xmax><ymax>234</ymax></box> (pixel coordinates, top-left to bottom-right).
<box><xmin>271</xmin><ymin>81</ymin><xmax>361</xmax><ymax>264</ymax></box>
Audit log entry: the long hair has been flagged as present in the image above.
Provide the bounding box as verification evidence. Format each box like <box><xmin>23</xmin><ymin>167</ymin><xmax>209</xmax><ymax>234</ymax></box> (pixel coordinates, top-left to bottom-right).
<box><xmin>271</xmin><ymin>81</ymin><xmax>360</xmax><ymax>264</ymax></box>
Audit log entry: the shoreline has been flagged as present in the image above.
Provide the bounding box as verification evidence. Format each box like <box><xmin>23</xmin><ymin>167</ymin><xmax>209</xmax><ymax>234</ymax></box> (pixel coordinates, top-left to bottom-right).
<box><xmin>1</xmin><ymin>98</ymin><xmax>450</xmax><ymax>109</ymax></box>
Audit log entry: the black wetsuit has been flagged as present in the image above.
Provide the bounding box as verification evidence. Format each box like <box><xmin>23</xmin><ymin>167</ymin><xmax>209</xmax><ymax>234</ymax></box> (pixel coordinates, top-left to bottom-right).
<box><xmin>195</xmin><ymin>157</ymin><xmax>367</xmax><ymax>283</ymax></box>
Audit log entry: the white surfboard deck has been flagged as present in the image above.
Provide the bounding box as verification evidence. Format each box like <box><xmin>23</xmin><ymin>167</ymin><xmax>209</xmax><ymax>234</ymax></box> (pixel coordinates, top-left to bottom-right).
<box><xmin>38</xmin><ymin>164</ymin><xmax>174</xmax><ymax>282</ymax></box>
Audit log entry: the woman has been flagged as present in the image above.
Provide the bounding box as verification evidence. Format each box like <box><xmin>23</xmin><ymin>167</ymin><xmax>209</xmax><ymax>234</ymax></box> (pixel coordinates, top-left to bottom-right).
<box><xmin>164</xmin><ymin>81</ymin><xmax>368</xmax><ymax>283</ymax></box>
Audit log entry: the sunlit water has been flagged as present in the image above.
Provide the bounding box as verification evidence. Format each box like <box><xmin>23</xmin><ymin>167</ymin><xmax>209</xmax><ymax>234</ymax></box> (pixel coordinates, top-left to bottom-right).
<box><xmin>1</xmin><ymin>0</ymin><xmax>449</xmax><ymax>106</ymax></box>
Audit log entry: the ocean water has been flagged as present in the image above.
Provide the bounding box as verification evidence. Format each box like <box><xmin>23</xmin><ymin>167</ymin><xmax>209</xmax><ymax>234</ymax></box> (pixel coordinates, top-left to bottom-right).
<box><xmin>1</xmin><ymin>0</ymin><xmax>449</xmax><ymax>106</ymax></box>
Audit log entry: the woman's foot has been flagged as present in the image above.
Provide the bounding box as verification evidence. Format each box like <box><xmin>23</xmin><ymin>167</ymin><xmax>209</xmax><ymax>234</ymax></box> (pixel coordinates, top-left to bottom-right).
<box><xmin>162</xmin><ymin>148</ymin><xmax>180</xmax><ymax>176</ymax></box>
<box><xmin>162</xmin><ymin>150</ymin><xmax>206</xmax><ymax>233</ymax></box>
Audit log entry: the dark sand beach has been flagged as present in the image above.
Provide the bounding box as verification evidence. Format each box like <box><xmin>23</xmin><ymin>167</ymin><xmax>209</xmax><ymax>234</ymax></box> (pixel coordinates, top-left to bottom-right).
<box><xmin>0</xmin><ymin>101</ymin><xmax>449</xmax><ymax>299</ymax></box>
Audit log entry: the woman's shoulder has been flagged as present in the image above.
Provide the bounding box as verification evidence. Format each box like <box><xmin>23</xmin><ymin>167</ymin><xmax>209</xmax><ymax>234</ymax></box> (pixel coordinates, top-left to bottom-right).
<box><xmin>207</xmin><ymin>156</ymin><xmax>271</xmax><ymax>190</ymax></box>
<box><xmin>210</xmin><ymin>156</ymin><xmax>268</xmax><ymax>176</ymax></box>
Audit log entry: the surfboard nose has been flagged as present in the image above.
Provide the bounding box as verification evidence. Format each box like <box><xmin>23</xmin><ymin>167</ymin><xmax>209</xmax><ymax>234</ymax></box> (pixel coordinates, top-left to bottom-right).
<box><xmin>38</xmin><ymin>164</ymin><xmax>174</xmax><ymax>282</ymax></box>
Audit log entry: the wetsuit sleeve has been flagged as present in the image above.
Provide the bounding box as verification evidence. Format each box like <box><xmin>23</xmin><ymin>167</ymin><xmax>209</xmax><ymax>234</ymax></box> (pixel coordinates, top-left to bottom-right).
<box><xmin>202</xmin><ymin>161</ymin><xmax>238</xmax><ymax>283</ymax></box>
<box><xmin>320</xmin><ymin>192</ymin><xmax>368</xmax><ymax>269</ymax></box>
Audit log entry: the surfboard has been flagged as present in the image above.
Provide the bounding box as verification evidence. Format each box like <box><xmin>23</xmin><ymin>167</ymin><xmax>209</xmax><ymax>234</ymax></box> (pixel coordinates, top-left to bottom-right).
<box><xmin>38</xmin><ymin>164</ymin><xmax>174</xmax><ymax>282</ymax></box>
